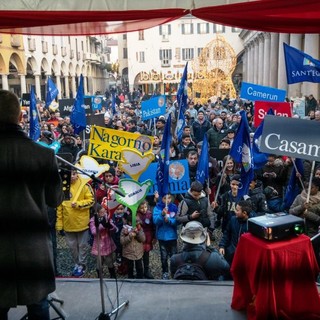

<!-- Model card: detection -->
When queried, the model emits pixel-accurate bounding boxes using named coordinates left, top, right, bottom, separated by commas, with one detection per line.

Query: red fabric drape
left=0, top=0, right=320, bottom=35
left=231, top=233, right=320, bottom=320
left=193, top=0, right=320, bottom=34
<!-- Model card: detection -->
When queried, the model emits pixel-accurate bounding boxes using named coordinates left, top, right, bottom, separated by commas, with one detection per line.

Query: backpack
left=173, top=250, right=211, bottom=280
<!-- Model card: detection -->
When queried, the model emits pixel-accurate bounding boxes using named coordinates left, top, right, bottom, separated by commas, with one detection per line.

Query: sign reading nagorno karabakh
left=88, top=126, right=154, bottom=161
left=260, top=115, right=320, bottom=161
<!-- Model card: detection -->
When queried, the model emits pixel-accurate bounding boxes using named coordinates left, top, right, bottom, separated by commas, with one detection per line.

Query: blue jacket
left=153, top=202, right=179, bottom=241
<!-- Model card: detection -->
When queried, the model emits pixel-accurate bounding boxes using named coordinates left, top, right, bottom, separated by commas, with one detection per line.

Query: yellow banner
left=88, top=125, right=154, bottom=161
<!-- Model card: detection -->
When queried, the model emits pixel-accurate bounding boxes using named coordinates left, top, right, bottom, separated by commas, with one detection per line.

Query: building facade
left=0, top=34, right=118, bottom=100
left=240, top=31, right=320, bottom=99
left=118, top=15, right=244, bottom=102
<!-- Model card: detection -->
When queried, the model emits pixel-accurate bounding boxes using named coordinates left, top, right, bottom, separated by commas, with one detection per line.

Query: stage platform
left=8, top=278, right=248, bottom=320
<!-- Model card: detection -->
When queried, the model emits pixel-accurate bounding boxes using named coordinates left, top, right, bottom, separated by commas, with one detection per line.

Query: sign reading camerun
left=260, top=115, right=320, bottom=161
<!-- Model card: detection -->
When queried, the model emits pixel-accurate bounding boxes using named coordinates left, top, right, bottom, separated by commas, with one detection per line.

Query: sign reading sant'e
left=88, top=125, right=154, bottom=161
left=260, top=115, right=320, bottom=161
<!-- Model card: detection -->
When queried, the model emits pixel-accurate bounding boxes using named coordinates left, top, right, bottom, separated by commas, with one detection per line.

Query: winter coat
left=89, top=215, right=117, bottom=256
left=260, top=162, right=286, bottom=197
left=219, top=214, right=254, bottom=256
left=120, top=224, right=146, bottom=260
left=137, top=210, right=155, bottom=252
left=206, top=125, right=227, bottom=149
left=170, top=243, right=230, bottom=280
left=0, top=124, right=63, bottom=308
left=96, top=176, right=119, bottom=204
left=215, top=191, right=239, bottom=232
left=153, top=202, right=178, bottom=241
left=177, top=190, right=211, bottom=228
left=192, top=119, right=211, bottom=143
left=247, top=181, right=269, bottom=216
left=56, top=177, right=94, bottom=232
left=289, top=190, right=320, bottom=237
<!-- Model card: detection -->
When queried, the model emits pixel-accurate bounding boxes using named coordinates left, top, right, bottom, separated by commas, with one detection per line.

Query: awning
left=0, top=0, right=319, bottom=35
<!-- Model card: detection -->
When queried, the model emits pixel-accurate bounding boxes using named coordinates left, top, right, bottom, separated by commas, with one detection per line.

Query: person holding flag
left=45, top=77, right=59, bottom=108
left=153, top=114, right=179, bottom=280
left=252, top=108, right=274, bottom=170
left=156, top=114, right=172, bottom=200
left=175, top=63, right=188, bottom=141
left=70, top=74, right=86, bottom=135
left=228, top=110, right=254, bottom=198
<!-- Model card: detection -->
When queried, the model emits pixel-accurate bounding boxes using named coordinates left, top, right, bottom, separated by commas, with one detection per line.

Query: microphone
left=90, top=174, right=125, bottom=197
left=56, top=154, right=126, bottom=197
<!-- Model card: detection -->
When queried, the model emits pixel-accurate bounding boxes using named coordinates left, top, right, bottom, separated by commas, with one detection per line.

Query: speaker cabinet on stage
left=248, top=214, right=304, bottom=241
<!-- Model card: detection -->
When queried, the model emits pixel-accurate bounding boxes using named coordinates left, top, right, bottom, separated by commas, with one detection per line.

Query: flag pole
left=306, top=161, right=316, bottom=204
left=292, top=159, right=305, bottom=191
left=214, top=155, right=230, bottom=203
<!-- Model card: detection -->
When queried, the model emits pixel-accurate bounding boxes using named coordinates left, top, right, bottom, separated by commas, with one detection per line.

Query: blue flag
left=283, top=43, right=320, bottom=84
left=283, top=159, right=304, bottom=209
left=175, top=63, right=188, bottom=140
left=252, top=109, right=274, bottom=169
left=70, top=74, right=86, bottom=134
left=196, top=134, right=209, bottom=185
left=111, top=91, right=116, bottom=115
left=229, top=110, right=254, bottom=198
left=156, top=114, right=172, bottom=198
left=29, top=86, right=41, bottom=141
left=45, top=77, right=59, bottom=108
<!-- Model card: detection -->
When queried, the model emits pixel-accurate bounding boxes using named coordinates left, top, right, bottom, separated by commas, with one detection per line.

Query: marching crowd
left=18, top=89, right=320, bottom=281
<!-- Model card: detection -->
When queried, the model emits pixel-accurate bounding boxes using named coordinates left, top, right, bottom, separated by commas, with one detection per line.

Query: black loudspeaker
left=248, top=214, right=305, bottom=241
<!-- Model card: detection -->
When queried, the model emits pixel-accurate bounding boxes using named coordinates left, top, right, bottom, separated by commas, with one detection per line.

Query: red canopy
left=0, top=0, right=319, bottom=35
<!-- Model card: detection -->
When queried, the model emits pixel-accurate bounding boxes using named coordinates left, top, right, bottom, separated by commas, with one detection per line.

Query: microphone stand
left=55, top=155, right=129, bottom=319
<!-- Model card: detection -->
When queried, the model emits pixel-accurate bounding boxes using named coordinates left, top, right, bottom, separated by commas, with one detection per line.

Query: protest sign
left=88, top=126, right=154, bottom=162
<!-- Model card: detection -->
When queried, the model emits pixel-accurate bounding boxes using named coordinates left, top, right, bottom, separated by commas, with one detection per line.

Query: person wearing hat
left=58, top=132, right=79, bottom=162
left=170, top=221, right=229, bottom=280
left=226, top=128, right=235, bottom=146
left=192, top=110, right=211, bottom=144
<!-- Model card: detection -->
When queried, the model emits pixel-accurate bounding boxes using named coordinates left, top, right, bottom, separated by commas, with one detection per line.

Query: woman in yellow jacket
left=56, top=170, right=94, bottom=277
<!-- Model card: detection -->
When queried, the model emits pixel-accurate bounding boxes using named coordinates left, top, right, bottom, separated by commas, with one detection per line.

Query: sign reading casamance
left=260, top=115, right=320, bottom=161
left=88, top=126, right=154, bottom=161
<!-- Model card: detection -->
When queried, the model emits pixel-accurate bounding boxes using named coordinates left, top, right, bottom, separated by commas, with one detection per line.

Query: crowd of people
left=1, top=87, right=320, bottom=318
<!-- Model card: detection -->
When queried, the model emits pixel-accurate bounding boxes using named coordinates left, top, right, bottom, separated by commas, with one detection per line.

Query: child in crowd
left=120, top=212, right=146, bottom=279
left=137, top=200, right=156, bottom=279
left=89, top=203, right=117, bottom=278
left=56, top=169, right=94, bottom=277
left=111, top=204, right=128, bottom=275
left=153, top=193, right=179, bottom=280
left=219, top=200, right=254, bottom=279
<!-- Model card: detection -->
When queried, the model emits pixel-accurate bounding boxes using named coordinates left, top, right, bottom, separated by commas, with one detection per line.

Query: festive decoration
left=192, top=35, right=236, bottom=104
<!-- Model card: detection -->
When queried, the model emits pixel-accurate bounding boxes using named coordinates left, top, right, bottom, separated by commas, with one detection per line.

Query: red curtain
left=193, top=0, right=320, bottom=34
left=0, top=0, right=320, bottom=35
